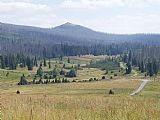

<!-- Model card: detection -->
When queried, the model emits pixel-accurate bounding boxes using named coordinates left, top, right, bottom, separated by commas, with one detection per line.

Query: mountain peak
left=62, top=22, right=76, bottom=27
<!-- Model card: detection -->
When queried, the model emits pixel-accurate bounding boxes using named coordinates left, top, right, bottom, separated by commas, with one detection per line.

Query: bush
left=66, top=69, right=77, bottom=77
left=109, top=89, right=114, bottom=95
left=51, top=79, right=55, bottom=83
left=16, top=90, right=20, bottom=94
left=102, top=76, right=106, bottom=79
left=72, top=80, right=76, bottom=82
left=18, top=74, right=28, bottom=85
left=89, top=78, right=93, bottom=81
left=110, top=76, right=113, bottom=79
left=60, top=69, right=66, bottom=75
left=65, top=78, right=69, bottom=83
left=114, top=74, right=117, bottom=76
left=37, top=66, right=43, bottom=77
left=39, top=78, right=43, bottom=84
left=44, top=74, right=48, bottom=79
left=52, top=68, right=60, bottom=78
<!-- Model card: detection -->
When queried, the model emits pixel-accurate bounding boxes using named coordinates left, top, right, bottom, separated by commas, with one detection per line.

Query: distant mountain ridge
left=0, top=22, right=160, bottom=45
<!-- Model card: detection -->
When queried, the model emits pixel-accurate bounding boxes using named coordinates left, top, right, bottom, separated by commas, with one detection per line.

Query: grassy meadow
left=1, top=55, right=160, bottom=120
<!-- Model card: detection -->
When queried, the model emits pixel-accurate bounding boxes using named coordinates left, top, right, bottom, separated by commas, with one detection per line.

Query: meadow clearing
left=0, top=55, right=160, bottom=120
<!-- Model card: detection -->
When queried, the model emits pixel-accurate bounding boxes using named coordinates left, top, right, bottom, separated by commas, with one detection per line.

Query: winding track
left=120, top=62, right=152, bottom=96
left=130, top=80, right=151, bottom=96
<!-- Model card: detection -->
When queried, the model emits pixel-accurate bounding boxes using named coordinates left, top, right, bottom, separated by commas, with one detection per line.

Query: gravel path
left=130, top=80, right=151, bottom=96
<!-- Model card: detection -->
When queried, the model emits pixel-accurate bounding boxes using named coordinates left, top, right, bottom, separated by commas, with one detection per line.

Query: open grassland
left=1, top=80, right=160, bottom=120
left=1, top=55, right=160, bottom=120
left=53, top=55, right=108, bottom=65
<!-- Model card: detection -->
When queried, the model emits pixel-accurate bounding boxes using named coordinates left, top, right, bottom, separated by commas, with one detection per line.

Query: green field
left=1, top=55, right=160, bottom=120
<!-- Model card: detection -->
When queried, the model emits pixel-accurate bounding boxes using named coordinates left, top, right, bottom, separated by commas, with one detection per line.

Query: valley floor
left=1, top=79, right=160, bottom=120
left=0, top=55, right=160, bottom=120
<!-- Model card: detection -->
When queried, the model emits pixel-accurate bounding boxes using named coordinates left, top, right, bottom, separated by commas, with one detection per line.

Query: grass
left=88, top=61, right=119, bottom=71
left=1, top=55, right=160, bottom=120
left=139, top=82, right=160, bottom=98
left=1, top=80, right=160, bottom=120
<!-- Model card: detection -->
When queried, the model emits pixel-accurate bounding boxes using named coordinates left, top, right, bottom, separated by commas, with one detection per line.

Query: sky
left=0, top=0, right=160, bottom=34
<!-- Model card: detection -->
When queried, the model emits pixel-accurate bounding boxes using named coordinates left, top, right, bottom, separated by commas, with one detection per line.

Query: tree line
left=123, top=46, right=160, bottom=76
left=0, top=54, right=37, bottom=70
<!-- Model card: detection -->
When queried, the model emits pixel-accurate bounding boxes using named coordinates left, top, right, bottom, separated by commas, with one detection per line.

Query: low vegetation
left=1, top=55, right=160, bottom=120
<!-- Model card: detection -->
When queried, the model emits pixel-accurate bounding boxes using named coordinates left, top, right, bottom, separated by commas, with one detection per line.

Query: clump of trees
left=18, top=74, right=28, bottom=85
left=66, top=68, right=77, bottom=77
left=0, top=54, right=37, bottom=70
left=123, top=47, right=160, bottom=77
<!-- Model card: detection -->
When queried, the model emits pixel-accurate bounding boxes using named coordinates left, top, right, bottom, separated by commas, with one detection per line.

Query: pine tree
left=18, top=74, right=28, bottom=85
left=153, top=59, right=158, bottom=75
left=141, top=61, right=145, bottom=73
left=66, top=68, right=77, bottom=77
left=148, top=60, right=153, bottom=77
left=9, top=55, right=17, bottom=70
left=48, top=59, right=51, bottom=69
left=60, top=69, right=65, bottom=75
left=34, top=56, right=38, bottom=67
left=52, top=68, right=60, bottom=78
left=44, top=58, right=47, bottom=67
left=128, top=50, right=132, bottom=62
left=68, top=57, right=70, bottom=63
left=37, top=66, right=43, bottom=77
left=126, top=62, right=132, bottom=74
left=26, top=56, right=33, bottom=70
left=0, top=55, right=5, bottom=69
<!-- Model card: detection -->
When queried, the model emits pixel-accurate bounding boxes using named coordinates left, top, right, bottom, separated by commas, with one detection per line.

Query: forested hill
left=0, top=22, right=160, bottom=45
left=0, top=22, right=160, bottom=57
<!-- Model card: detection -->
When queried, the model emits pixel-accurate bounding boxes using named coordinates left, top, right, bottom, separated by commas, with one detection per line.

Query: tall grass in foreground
left=1, top=94, right=160, bottom=120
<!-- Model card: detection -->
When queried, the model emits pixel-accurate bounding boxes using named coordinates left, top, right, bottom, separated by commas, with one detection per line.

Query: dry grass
left=1, top=94, right=160, bottom=120
left=1, top=80, right=160, bottom=120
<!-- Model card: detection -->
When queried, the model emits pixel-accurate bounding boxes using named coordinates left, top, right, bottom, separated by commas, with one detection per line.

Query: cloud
left=0, top=1, right=65, bottom=28
left=60, top=0, right=124, bottom=9
left=60, top=0, right=160, bottom=9
left=0, top=0, right=32, bottom=2
left=68, top=14, right=160, bottom=33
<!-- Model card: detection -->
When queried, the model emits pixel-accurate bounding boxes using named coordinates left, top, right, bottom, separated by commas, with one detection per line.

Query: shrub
left=16, top=90, right=20, bottom=94
left=89, top=78, right=93, bottom=81
left=66, top=69, right=77, bottom=77
left=6, top=72, right=9, bottom=77
left=60, top=69, right=66, bottom=75
left=114, top=74, right=117, bottom=76
left=102, top=76, right=106, bottom=79
left=51, top=79, right=55, bottom=83
left=109, top=89, right=114, bottom=95
left=37, top=66, right=43, bottom=77
left=44, top=74, right=48, bottom=79
left=52, top=68, right=60, bottom=78
left=72, top=80, right=76, bottom=82
left=18, top=74, right=28, bottom=85
left=65, top=78, right=69, bottom=83
left=39, top=78, right=43, bottom=84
